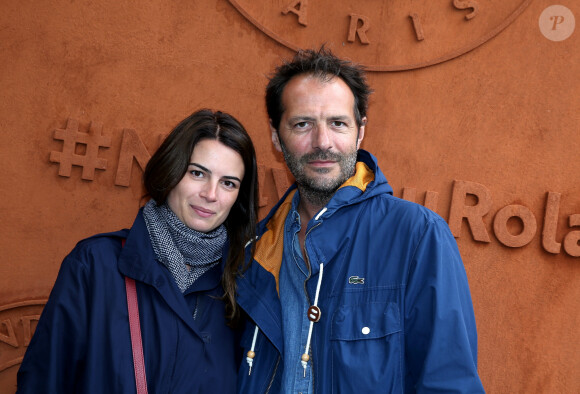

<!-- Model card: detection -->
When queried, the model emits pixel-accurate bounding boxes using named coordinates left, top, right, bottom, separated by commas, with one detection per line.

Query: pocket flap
left=331, top=302, right=401, bottom=341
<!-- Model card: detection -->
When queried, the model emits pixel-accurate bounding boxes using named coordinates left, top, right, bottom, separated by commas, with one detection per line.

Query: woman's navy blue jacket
left=17, top=209, right=238, bottom=393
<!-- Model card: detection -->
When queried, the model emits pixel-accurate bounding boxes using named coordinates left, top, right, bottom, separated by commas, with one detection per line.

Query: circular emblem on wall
left=0, top=300, right=46, bottom=374
left=229, top=0, right=533, bottom=71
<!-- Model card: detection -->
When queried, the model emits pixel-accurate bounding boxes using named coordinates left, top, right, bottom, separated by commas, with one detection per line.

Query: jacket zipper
left=264, top=355, right=280, bottom=394
left=302, top=222, right=321, bottom=391
left=192, top=295, right=199, bottom=320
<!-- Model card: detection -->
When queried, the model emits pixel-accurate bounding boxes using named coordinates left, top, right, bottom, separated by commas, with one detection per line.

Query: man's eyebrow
left=287, top=115, right=316, bottom=122
left=328, top=115, right=351, bottom=121
left=190, top=162, right=242, bottom=183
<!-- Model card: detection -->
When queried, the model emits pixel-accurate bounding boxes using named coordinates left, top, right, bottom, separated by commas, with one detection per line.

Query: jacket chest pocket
left=330, top=302, right=403, bottom=393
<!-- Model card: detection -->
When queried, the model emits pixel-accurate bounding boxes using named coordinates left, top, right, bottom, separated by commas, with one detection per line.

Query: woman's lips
left=192, top=205, right=214, bottom=218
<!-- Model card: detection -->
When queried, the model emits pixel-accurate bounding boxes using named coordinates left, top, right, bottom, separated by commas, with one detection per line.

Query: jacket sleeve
left=17, top=251, right=90, bottom=393
left=404, top=218, right=485, bottom=393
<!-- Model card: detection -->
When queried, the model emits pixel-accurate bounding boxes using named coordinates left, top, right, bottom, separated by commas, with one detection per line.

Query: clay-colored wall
left=1, top=0, right=578, bottom=392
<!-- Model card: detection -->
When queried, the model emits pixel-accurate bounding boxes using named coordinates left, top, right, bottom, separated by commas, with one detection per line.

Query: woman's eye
left=191, top=170, right=204, bottom=178
left=222, top=180, right=238, bottom=189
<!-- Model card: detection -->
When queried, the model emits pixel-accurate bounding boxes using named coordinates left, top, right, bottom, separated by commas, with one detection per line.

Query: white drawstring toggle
left=301, top=263, right=324, bottom=377
left=246, top=325, right=259, bottom=375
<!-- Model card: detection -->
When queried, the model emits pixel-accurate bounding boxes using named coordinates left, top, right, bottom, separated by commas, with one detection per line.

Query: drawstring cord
left=246, top=325, right=259, bottom=375
left=301, top=262, right=324, bottom=377
left=314, top=207, right=327, bottom=221
left=245, top=262, right=325, bottom=378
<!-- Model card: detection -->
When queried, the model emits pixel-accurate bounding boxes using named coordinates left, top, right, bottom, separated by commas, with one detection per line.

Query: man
left=236, top=47, right=485, bottom=393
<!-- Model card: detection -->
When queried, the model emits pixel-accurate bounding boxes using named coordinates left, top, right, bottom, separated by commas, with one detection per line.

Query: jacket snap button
left=362, top=326, right=370, bottom=335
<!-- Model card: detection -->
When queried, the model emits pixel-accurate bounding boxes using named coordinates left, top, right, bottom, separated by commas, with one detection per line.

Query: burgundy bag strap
left=123, top=239, right=149, bottom=394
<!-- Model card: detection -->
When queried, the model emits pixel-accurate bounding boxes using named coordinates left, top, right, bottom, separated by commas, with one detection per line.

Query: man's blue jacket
left=236, top=150, right=485, bottom=393
left=17, top=210, right=238, bottom=393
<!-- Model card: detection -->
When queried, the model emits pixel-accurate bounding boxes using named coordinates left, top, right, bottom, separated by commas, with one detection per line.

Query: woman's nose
left=200, top=181, right=218, bottom=201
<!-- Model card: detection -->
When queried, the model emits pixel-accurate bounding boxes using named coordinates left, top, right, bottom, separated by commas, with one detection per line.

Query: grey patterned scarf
left=143, top=199, right=227, bottom=293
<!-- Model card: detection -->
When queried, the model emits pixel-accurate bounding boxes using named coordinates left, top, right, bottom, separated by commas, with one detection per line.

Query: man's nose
left=313, top=124, right=332, bottom=150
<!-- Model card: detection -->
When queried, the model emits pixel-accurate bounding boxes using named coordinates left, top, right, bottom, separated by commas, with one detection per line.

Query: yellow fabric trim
left=253, top=163, right=373, bottom=294
left=339, top=162, right=375, bottom=192
left=254, top=190, right=297, bottom=295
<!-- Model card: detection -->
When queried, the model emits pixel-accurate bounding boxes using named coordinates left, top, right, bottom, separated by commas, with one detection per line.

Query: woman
left=17, top=109, right=258, bottom=393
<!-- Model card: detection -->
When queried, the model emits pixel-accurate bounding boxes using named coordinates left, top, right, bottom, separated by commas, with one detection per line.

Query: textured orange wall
left=1, top=0, right=578, bottom=392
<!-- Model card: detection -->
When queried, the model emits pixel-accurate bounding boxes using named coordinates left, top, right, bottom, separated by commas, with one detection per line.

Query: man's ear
left=270, top=120, right=282, bottom=152
left=356, top=117, right=367, bottom=149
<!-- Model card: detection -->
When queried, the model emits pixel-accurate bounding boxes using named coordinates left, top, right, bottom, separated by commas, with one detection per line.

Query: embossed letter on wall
left=403, top=181, right=580, bottom=257
left=49, top=119, right=111, bottom=180
left=228, top=0, right=533, bottom=71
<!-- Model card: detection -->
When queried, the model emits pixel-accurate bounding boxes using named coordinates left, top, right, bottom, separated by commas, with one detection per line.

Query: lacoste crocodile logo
left=348, top=276, right=365, bottom=285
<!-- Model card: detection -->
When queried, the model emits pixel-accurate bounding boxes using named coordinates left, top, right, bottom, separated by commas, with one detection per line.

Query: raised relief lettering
left=20, top=315, right=40, bottom=347
left=49, top=119, right=111, bottom=180
left=542, top=192, right=562, bottom=254
left=0, top=319, right=18, bottom=348
left=409, top=13, right=425, bottom=41
left=258, top=165, right=269, bottom=208
left=348, top=14, right=371, bottom=45
left=115, top=128, right=152, bottom=187
left=448, top=180, right=492, bottom=242
left=402, top=187, right=417, bottom=202
left=493, top=205, right=537, bottom=248
left=401, top=187, right=439, bottom=212
left=453, top=0, right=479, bottom=20
left=44, top=120, right=580, bottom=257
left=271, top=167, right=293, bottom=199
left=424, top=191, right=439, bottom=212
left=563, top=214, right=580, bottom=257
left=282, top=0, right=308, bottom=26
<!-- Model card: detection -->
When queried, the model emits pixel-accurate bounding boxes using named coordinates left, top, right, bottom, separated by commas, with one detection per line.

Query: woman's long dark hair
left=143, top=109, right=258, bottom=325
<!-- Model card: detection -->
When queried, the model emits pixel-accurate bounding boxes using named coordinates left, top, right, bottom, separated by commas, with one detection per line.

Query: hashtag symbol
left=49, top=118, right=112, bottom=180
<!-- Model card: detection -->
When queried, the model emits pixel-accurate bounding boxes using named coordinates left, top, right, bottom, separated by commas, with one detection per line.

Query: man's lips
left=308, top=160, right=336, bottom=167
left=191, top=205, right=215, bottom=218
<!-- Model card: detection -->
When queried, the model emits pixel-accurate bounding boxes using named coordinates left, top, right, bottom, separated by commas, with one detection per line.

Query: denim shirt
left=279, top=192, right=315, bottom=393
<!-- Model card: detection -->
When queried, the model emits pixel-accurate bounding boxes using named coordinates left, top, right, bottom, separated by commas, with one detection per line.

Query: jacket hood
left=258, top=149, right=392, bottom=236
left=250, top=149, right=392, bottom=292
left=323, top=149, right=393, bottom=215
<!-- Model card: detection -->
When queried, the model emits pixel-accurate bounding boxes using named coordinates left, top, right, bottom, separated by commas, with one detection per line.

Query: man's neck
left=296, top=187, right=331, bottom=225
left=297, top=198, right=324, bottom=227
left=295, top=189, right=330, bottom=262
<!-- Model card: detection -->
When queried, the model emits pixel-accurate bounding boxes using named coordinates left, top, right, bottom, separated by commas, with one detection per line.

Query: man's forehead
left=281, top=75, right=355, bottom=114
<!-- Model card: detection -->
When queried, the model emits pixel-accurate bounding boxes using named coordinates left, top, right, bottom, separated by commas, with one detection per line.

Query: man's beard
left=279, top=142, right=358, bottom=207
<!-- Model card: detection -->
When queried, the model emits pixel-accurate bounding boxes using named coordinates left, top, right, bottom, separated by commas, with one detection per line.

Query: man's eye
left=294, top=121, right=310, bottom=129
left=331, top=121, right=346, bottom=127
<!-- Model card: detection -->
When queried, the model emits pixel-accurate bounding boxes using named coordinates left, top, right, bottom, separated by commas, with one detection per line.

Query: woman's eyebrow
left=190, top=162, right=211, bottom=174
left=223, top=175, right=242, bottom=183
left=190, top=162, right=242, bottom=183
